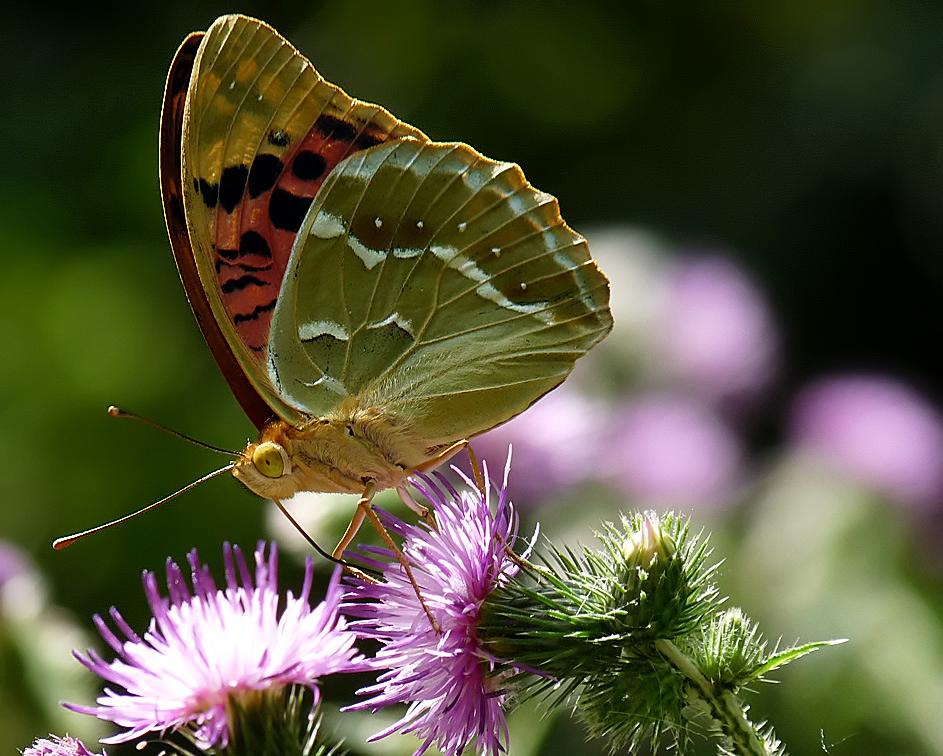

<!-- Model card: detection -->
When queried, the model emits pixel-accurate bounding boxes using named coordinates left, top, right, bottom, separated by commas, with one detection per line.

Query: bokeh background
left=2, top=2, right=942, bottom=754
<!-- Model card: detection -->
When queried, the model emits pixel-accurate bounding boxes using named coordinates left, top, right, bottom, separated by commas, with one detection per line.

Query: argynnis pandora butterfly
left=159, top=14, right=612, bottom=556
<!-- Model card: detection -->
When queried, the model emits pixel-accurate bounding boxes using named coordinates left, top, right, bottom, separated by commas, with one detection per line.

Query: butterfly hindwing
left=165, top=14, right=426, bottom=428
left=165, top=14, right=612, bottom=455
left=268, top=139, right=612, bottom=449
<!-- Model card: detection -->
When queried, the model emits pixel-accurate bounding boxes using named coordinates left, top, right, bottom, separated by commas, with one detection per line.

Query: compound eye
left=252, top=442, right=286, bottom=478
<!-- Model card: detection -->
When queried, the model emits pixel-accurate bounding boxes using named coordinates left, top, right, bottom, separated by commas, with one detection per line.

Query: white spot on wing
left=310, top=212, right=387, bottom=269
left=431, top=244, right=554, bottom=325
left=301, top=374, right=348, bottom=395
left=475, top=281, right=553, bottom=324
left=348, top=233, right=386, bottom=270
left=392, top=246, right=422, bottom=259
left=369, top=312, right=414, bottom=335
left=310, top=213, right=345, bottom=239
left=268, top=353, right=348, bottom=406
left=298, top=321, right=349, bottom=341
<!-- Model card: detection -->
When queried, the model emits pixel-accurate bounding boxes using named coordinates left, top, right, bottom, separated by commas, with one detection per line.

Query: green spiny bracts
left=476, top=512, right=842, bottom=755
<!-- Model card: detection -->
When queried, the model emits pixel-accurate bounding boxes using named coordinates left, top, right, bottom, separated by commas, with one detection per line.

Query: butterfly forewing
left=269, top=139, right=612, bottom=449
left=165, top=13, right=612, bottom=475
left=161, top=29, right=281, bottom=429
left=171, top=14, right=426, bottom=428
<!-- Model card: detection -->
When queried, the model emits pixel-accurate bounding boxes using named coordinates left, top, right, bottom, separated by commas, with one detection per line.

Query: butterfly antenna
left=52, top=463, right=235, bottom=550
left=108, top=405, right=239, bottom=456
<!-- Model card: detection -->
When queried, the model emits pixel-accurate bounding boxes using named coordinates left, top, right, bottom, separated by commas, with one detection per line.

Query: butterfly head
left=233, top=426, right=302, bottom=500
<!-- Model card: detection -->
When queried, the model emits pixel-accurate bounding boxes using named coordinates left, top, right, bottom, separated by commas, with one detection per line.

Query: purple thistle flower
left=344, top=461, right=525, bottom=756
left=22, top=735, right=104, bottom=756
left=68, top=542, right=363, bottom=749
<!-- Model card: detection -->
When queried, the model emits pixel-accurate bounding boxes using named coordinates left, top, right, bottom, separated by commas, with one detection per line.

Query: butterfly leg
left=413, top=439, right=486, bottom=496
left=465, top=443, right=486, bottom=496
left=338, top=482, right=442, bottom=633
left=271, top=498, right=380, bottom=584
left=331, top=499, right=368, bottom=561
left=397, top=486, right=438, bottom=532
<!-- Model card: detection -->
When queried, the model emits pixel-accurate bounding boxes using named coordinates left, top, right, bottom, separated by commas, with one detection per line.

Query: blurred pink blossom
left=604, top=394, right=744, bottom=507
left=470, top=386, right=608, bottom=504
left=656, top=255, right=778, bottom=406
left=790, top=375, right=943, bottom=510
left=0, top=542, right=29, bottom=589
left=0, top=541, right=45, bottom=619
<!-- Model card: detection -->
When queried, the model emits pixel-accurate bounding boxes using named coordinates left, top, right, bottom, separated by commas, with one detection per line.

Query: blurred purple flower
left=604, top=394, right=744, bottom=506
left=68, top=543, right=362, bottom=749
left=790, top=375, right=943, bottom=510
left=656, top=255, right=778, bottom=406
left=23, top=736, right=104, bottom=756
left=344, top=463, right=523, bottom=756
left=0, top=541, right=46, bottom=620
left=0, top=541, right=30, bottom=588
left=470, top=385, right=607, bottom=504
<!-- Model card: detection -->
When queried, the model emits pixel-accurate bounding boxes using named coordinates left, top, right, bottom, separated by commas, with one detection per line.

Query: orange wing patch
left=198, top=115, right=409, bottom=354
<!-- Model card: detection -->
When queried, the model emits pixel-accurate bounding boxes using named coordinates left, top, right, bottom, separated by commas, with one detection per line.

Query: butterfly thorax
left=232, top=404, right=427, bottom=499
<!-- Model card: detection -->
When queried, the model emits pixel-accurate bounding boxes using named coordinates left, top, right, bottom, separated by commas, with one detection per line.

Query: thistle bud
left=622, top=513, right=677, bottom=567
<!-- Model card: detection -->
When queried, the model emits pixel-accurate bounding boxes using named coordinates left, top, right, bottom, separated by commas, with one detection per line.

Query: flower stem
left=655, top=639, right=779, bottom=756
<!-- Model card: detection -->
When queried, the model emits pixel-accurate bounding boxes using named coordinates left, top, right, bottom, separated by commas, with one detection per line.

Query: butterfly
left=159, top=14, right=612, bottom=559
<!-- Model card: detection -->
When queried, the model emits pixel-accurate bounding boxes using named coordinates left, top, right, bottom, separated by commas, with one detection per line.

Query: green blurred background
left=1, top=1, right=942, bottom=754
